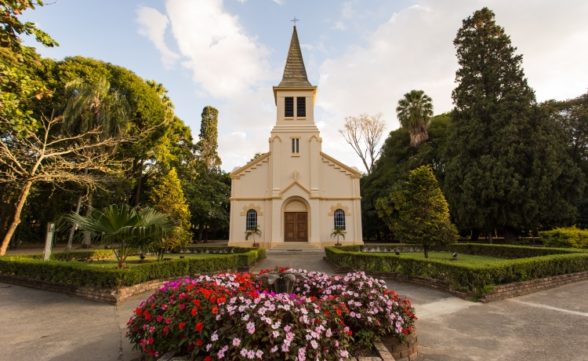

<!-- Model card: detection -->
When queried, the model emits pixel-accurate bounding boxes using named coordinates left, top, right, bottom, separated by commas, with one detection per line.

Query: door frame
left=284, top=211, right=308, bottom=242
left=281, top=196, right=310, bottom=243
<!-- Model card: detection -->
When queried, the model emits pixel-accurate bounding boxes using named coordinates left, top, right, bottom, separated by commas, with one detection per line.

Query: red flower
left=196, top=339, right=204, bottom=346
left=191, top=308, right=198, bottom=317
left=204, top=356, right=213, bottom=361
left=143, top=310, right=152, bottom=321
left=195, top=322, right=204, bottom=332
left=134, top=307, right=143, bottom=316
left=178, top=322, right=186, bottom=330
left=211, top=306, right=219, bottom=315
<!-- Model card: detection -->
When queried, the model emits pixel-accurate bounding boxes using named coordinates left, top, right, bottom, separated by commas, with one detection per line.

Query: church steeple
left=277, top=26, right=313, bottom=88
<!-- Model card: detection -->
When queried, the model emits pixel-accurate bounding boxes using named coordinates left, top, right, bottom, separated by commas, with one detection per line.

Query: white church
left=228, top=26, right=363, bottom=249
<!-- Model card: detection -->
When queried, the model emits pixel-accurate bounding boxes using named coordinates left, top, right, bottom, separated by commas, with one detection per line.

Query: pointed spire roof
left=277, top=26, right=313, bottom=88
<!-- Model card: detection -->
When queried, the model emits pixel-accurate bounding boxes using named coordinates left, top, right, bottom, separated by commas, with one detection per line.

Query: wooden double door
left=284, top=212, right=308, bottom=242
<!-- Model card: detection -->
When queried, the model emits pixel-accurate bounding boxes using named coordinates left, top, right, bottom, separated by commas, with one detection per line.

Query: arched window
left=246, top=209, right=258, bottom=230
left=334, top=209, right=345, bottom=230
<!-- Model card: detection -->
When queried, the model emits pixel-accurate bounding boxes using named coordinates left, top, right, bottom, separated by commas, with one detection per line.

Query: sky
left=23, top=0, right=588, bottom=172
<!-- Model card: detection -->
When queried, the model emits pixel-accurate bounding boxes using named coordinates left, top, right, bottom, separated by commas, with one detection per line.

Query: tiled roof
left=277, top=26, right=313, bottom=88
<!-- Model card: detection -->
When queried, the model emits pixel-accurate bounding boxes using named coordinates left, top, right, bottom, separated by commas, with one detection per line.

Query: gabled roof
left=230, top=152, right=270, bottom=179
left=276, top=26, right=313, bottom=88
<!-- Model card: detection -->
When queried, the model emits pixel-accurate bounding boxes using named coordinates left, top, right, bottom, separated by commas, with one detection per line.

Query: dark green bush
left=539, top=227, right=588, bottom=249
left=325, top=246, right=588, bottom=297
left=0, top=249, right=265, bottom=289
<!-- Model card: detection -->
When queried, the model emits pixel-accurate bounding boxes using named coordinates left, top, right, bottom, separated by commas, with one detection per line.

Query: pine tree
left=444, top=7, right=581, bottom=239
left=198, top=106, right=221, bottom=170
left=376, top=165, right=458, bottom=258
left=149, top=168, right=192, bottom=252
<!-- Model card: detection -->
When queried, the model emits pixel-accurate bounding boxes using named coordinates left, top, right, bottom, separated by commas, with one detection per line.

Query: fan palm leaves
left=396, top=90, right=433, bottom=147
left=330, top=227, right=346, bottom=246
left=66, top=204, right=172, bottom=267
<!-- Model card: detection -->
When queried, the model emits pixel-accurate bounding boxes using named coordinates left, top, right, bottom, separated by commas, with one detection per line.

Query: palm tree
left=66, top=204, right=171, bottom=268
left=245, top=225, right=262, bottom=248
left=63, top=76, right=130, bottom=250
left=396, top=90, right=433, bottom=147
left=330, top=228, right=346, bottom=247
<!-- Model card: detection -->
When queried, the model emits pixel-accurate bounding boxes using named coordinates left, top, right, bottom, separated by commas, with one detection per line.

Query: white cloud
left=136, top=0, right=277, bottom=170
left=138, top=0, right=270, bottom=98
left=317, top=0, right=588, bottom=170
left=136, top=6, right=180, bottom=68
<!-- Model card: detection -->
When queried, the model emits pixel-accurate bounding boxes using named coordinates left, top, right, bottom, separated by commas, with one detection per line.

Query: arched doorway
left=283, top=198, right=308, bottom=242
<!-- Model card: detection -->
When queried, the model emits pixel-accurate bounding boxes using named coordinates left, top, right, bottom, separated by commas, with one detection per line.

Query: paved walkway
left=1, top=253, right=587, bottom=361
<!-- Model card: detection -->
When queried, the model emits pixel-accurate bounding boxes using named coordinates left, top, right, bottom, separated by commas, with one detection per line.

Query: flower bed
left=127, top=270, right=416, bottom=360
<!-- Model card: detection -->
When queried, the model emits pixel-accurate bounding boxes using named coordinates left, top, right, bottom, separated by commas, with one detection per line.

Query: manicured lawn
left=86, top=254, right=223, bottom=269
left=396, top=251, right=504, bottom=267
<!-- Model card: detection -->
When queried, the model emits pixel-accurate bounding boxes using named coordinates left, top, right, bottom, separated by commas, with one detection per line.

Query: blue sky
left=24, top=0, right=588, bottom=171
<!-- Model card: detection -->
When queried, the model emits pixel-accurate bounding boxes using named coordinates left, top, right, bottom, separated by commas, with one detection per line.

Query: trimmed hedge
left=325, top=246, right=588, bottom=297
left=0, top=248, right=266, bottom=289
left=539, top=227, right=588, bottom=249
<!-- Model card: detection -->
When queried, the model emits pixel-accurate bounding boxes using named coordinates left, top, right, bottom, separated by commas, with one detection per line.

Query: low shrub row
left=325, top=246, right=588, bottom=297
left=539, top=227, right=588, bottom=249
left=0, top=248, right=265, bottom=289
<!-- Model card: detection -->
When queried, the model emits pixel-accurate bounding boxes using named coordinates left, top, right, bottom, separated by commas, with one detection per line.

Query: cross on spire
left=290, top=17, right=299, bottom=26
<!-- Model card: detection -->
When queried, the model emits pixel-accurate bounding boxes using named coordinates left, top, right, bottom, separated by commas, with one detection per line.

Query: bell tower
left=269, top=25, right=322, bottom=200
left=272, top=25, right=318, bottom=130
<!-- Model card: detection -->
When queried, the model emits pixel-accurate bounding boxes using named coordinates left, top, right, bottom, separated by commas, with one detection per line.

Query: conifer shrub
left=539, top=227, right=588, bottom=249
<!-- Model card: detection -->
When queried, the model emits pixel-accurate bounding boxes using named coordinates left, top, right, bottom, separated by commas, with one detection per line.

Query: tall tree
left=444, top=8, right=582, bottom=239
left=198, top=106, right=221, bottom=171
left=376, top=165, right=458, bottom=258
left=361, top=114, right=451, bottom=241
left=149, top=168, right=192, bottom=252
left=396, top=90, right=433, bottom=147
left=0, top=107, right=129, bottom=255
left=339, top=113, right=385, bottom=174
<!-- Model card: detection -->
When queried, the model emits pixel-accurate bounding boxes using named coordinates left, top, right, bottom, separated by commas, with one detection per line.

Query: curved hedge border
left=0, top=248, right=266, bottom=289
left=325, top=245, right=588, bottom=298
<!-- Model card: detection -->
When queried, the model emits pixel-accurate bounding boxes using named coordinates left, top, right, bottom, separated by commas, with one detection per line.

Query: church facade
left=228, top=26, right=363, bottom=249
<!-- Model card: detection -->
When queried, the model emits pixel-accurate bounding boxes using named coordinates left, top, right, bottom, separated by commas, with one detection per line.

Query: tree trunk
left=81, top=192, right=93, bottom=248
left=423, top=244, right=429, bottom=259
left=470, top=229, right=480, bottom=241
left=134, top=159, right=144, bottom=206
left=66, top=195, right=83, bottom=251
left=0, top=181, right=33, bottom=256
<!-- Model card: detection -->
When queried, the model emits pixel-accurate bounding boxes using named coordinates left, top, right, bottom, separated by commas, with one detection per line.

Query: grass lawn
left=369, top=251, right=505, bottom=267
left=85, top=254, right=224, bottom=269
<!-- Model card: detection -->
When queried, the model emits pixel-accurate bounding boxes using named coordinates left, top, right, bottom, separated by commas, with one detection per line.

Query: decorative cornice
left=231, top=153, right=270, bottom=179
left=328, top=203, right=351, bottom=216
left=320, top=152, right=362, bottom=178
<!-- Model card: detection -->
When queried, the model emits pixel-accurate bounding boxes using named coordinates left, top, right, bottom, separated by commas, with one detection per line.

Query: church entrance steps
left=267, top=242, right=324, bottom=255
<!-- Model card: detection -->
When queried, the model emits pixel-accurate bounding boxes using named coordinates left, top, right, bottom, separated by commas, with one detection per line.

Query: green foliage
left=325, top=246, right=588, bottom=297
left=539, top=227, right=588, bottom=249
left=376, top=165, right=458, bottom=257
left=66, top=204, right=172, bottom=267
left=149, top=168, right=192, bottom=252
left=330, top=227, right=346, bottom=245
left=396, top=90, right=433, bottom=147
left=0, top=0, right=57, bottom=134
left=444, top=8, right=583, bottom=237
left=361, top=114, right=451, bottom=241
left=0, top=249, right=265, bottom=289
left=543, top=93, right=588, bottom=228
left=184, top=168, right=230, bottom=241
left=198, top=106, right=221, bottom=170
